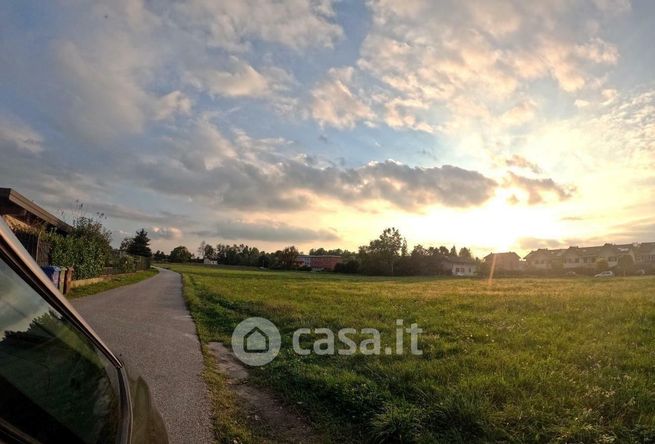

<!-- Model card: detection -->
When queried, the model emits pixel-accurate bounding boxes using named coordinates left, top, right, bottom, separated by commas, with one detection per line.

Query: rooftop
left=0, top=188, right=72, bottom=234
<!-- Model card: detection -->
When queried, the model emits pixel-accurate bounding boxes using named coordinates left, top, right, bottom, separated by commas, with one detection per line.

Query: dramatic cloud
left=132, top=137, right=499, bottom=211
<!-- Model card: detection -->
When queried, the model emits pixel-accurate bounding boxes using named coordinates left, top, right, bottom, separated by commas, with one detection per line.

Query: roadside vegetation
left=67, top=268, right=159, bottom=299
left=172, top=264, right=655, bottom=443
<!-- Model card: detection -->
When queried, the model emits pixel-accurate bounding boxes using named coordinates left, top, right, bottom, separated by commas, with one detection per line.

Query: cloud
left=505, top=172, right=574, bottom=205
left=500, top=99, right=538, bottom=127
left=78, top=202, right=189, bottom=226
left=505, top=154, right=541, bottom=174
left=0, top=114, right=43, bottom=154
left=1, top=0, right=648, bottom=253
left=133, top=126, right=499, bottom=211
left=165, top=0, right=343, bottom=51
left=49, top=37, right=153, bottom=142
left=517, top=237, right=571, bottom=251
left=154, top=91, right=193, bottom=120
left=202, top=220, right=339, bottom=243
left=311, top=67, right=375, bottom=129
left=184, top=59, right=275, bottom=98
left=339, top=0, right=628, bottom=136
left=150, top=226, right=183, bottom=240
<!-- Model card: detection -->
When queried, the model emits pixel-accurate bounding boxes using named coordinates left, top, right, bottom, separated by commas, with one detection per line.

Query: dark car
left=0, top=218, right=168, bottom=443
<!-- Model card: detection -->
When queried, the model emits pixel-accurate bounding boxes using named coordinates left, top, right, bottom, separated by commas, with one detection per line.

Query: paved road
left=73, top=268, right=213, bottom=444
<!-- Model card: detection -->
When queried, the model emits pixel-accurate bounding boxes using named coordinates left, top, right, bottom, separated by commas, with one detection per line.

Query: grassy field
left=67, top=268, right=159, bottom=299
left=170, top=264, right=655, bottom=443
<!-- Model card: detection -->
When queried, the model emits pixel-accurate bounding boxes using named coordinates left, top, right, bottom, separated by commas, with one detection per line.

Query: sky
left=1, top=0, right=654, bottom=257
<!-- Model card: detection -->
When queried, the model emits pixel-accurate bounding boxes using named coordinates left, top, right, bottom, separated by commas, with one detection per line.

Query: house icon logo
left=244, top=327, right=269, bottom=353
left=232, top=317, right=281, bottom=366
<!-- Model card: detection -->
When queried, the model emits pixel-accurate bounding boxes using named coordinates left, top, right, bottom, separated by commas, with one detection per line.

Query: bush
left=49, top=234, right=107, bottom=279
left=117, top=255, right=136, bottom=273
left=47, top=216, right=113, bottom=280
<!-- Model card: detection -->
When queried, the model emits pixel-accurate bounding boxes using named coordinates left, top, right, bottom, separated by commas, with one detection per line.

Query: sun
left=400, top=193, right=568, bottom=257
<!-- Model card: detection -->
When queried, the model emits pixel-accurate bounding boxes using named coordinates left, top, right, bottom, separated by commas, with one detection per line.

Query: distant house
left=0, top=188, right=72, bottom=265
left=295, top=255, right=342, bottom=271
left=203, top=258, right=217, bottom=265
left=524, top=248, right=556, bottom=270
left=484, top=252, right=521, bottom=272
left=441, top=257, right=477, bottom=276
left=525, top=242, right=654, bottom=271
left=633, top=242, right=655, bottom=266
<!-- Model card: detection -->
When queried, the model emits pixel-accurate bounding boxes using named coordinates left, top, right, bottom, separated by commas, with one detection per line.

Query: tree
left=169, top=246, right=192, bottom=263
left=197, top=241, right=207, bottom=258
left=72, top=216, right=113, bottom=256
left=120, top=237, right=133, bottom=251
left=197, top=241, right=215, bottom=260
left=360, top=227, right=407, bottom=275
left=203, top=244, right=216, bottom=260
left=411, top=244, right=428, bottom=257
left=438, top=246, right=449, bottom=256
left=449, top=245, right=457, bottom=256
left=153, top=250, right=167, bottom=261
left=309, top=247, right=350, bottom=257
left=126, top=229, right=152, bottom=257
left=459, top=247, right=472, bottom=259
left=278, top=246, right=299, bottom=269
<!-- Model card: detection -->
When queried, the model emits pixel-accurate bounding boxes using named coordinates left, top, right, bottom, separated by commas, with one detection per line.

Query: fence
left=104, top=251, right=151, bottom=275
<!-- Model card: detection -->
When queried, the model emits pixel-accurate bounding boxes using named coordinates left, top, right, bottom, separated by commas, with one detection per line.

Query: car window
left=0, top=256, right=121, bottom=443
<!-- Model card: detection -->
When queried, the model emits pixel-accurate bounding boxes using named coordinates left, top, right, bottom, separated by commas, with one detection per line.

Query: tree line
left=156, top=227, right=477, bottom=276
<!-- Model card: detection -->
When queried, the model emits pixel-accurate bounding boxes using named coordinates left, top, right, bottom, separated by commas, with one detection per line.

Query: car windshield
left=0, top=256, right=121, bottom=443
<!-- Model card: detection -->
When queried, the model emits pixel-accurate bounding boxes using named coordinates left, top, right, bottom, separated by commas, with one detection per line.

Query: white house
left=441, top=258, right=477, bottom=276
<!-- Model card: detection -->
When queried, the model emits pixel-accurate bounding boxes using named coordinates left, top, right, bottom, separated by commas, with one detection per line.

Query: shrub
left=117, top=255, right=136, bottom=273
left=49, top=234, right=106, bottom=279
left=47, top=216, right=113, bottom=280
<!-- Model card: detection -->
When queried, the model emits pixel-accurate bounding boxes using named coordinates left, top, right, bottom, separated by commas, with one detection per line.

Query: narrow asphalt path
left=73, top=268, right=213, bottom=444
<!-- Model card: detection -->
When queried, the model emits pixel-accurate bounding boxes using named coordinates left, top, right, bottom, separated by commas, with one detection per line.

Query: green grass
left=170, top=264, right=655, bottom=443
left=67, top=268, right=159, bottom=299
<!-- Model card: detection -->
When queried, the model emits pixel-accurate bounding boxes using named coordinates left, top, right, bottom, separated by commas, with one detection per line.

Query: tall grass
left=171, top=264, right=655, bottom=443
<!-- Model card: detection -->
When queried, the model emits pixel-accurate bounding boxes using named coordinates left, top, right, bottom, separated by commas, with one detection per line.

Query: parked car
left=0, top=218, right=168, bottom=443
left=594, top=270, right=614, bottom=278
